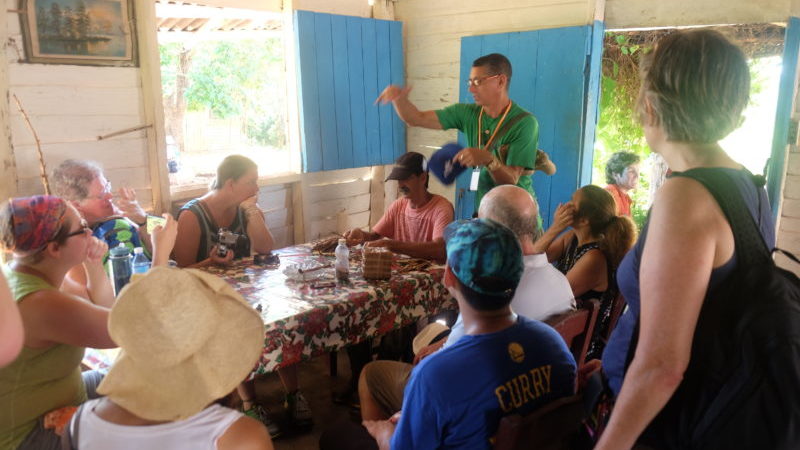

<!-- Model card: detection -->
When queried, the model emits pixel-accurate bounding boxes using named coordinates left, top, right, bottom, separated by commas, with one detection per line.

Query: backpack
left=630, top=168, right=800, bottom=449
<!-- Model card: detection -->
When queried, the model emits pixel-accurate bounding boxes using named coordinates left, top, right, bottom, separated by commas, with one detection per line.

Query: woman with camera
left=174, top=155, right=274, bottom=268
left=175, top=155, right=311, bottom=438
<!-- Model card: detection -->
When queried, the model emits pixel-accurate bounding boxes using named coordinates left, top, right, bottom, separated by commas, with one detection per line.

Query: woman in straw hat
left=0, top=196, right=118, bottom=450
left=68, top=267, right=273, bottom=450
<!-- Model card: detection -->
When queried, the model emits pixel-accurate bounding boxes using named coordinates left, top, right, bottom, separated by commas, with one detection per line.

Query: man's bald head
left=478, top=185, right=541, bottom=244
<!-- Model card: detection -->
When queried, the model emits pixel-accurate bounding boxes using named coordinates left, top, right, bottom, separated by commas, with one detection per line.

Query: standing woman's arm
left=596, top=178, right=730, bottom=449
left=0, top=271, right=24, bottom=367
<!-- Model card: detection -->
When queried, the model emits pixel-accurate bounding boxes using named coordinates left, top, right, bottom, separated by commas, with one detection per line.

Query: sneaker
left=284, top=390, right=314, bottom=427
left=243, top=404, right=283, bottom=439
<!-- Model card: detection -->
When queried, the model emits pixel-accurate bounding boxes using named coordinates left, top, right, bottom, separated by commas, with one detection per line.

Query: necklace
left=477, top=101, right=513, bottom=150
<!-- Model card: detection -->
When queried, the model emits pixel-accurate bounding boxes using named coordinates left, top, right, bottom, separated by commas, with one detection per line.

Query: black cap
left=385, top=152, right=427, bottom=181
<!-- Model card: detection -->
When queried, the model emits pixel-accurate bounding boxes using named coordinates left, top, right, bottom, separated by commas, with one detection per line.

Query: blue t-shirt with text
left=391, top=316, right=576, bottom=450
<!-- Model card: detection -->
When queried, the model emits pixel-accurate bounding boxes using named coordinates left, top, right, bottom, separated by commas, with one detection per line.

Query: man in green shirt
left=376, top=53, right=555, bottom=213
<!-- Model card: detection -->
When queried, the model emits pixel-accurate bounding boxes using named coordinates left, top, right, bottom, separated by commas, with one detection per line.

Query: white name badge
left=469, top=169, right=480, bottom=191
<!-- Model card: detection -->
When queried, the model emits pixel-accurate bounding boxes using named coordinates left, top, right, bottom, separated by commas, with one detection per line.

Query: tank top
left=0, top=267, right=87, bottom=450
left=179, top=198, right=250, bottom=262
left=555, top=236, right=616, bottom=360
left=602, top=168, right=775, bottom=395
left=77, top=401, right=244, bottom=450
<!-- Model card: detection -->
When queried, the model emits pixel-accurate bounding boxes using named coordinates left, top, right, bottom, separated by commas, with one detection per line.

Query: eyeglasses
left=84, top=180, right=113, bottom=201
left=63, top=220, right=91, bottom=239
left=466, top=74, right=501, bottom=87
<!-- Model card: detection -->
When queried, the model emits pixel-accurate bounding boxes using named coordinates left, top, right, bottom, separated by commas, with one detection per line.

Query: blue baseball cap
left=443, top=218, right=523, bottom=299
left=428, top=142, right=467, bottom=185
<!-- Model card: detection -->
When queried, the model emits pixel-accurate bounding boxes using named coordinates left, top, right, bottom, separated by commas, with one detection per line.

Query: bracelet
left=486, top=156, right=502, bottom=171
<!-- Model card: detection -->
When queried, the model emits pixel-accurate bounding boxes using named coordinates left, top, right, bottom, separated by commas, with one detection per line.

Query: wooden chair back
left=603, top=292, right=627, bottom=343
left=492, top=393, right=586, bottom=450
left=545, top=299, right=600, bottom=367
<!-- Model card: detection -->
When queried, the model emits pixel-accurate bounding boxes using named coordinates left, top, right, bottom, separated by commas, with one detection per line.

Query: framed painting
left=19, top=0, right=138, bottom=66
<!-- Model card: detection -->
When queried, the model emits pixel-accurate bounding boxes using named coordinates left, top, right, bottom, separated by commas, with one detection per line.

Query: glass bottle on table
left=335, top=239, right=349, bottom=284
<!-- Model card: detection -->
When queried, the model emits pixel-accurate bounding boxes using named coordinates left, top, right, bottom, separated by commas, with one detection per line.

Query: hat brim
left=97, top=268, right=265, bottom=421
left=385, top=167, right=417, bottom=181
left=412, top=322, right=451, bottom=355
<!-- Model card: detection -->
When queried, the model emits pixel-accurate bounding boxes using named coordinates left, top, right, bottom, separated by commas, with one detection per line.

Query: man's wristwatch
left=486, top=156, right=502, bottom=171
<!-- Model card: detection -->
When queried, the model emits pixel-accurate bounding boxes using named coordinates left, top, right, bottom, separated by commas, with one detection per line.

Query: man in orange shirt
left=604, top=152, right=640, bottom=217
left=345, top=152, right=454, bottom=262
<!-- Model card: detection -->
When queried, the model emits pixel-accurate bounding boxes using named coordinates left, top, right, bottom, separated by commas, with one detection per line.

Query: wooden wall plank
left=9, top=115, right=145, bottom=147
left=308, top=210, right=370, bottom=239
left=295, top=11, right=323, bottom=172
left=331, top=15, right=355, bottom=169
left=313, top=13, right=339, bottom=170
left=265, top=208, right=291, bottom=230
left=376, top=20, right=394, bottom=165
left=13, top=138, right=148, bottom=176
left=362, top=18, right=382, bottom=167
left=390, top=20, right=406, bottom=159
left=10, top=86, right=142, bottom=117
left=306, top=178, right=371, bottom=203
left=309, top=192, right=372, bottom=220
left=8, top=65, right=140, bottom=88
left=396, top=0, right=582, bottom=19
left=347, top=17, right=369, bottom=168
left=404, top=3, right=587, bottom=38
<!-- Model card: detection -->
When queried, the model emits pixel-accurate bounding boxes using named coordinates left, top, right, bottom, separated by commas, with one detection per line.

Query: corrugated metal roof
left=155, top=1, right=282, bottom=33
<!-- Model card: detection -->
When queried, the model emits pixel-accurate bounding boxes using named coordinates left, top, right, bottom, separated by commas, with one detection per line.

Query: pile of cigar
left=310, top=235, right=341, bottom=254
left=395, top=258, right=432, bottom=273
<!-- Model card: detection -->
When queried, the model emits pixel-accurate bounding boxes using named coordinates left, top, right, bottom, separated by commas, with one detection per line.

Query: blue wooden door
left=294, top=11, right=405, bottom=172
left=767, top=16, right=800, bottom=220
left=454, top=22, right=605, bottom=228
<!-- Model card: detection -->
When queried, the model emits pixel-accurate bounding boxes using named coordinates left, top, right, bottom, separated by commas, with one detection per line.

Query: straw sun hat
left=97, top=266, right=264, bottom=421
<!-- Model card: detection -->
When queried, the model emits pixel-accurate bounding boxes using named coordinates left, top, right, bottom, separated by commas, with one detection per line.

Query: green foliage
left=593, top=32, right=652, bottom=228
left=159, top=37, right=288, bottom=148
left=594, top=32, right=773, bottom=229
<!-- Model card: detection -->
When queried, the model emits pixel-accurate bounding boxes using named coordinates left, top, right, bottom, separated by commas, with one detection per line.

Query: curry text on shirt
left=494, top=365, right=552, bottom=413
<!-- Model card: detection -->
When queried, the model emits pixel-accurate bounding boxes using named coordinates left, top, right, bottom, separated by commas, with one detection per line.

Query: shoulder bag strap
left=484, top=111, right=531, bottom=161
left=670, top=168, right=771, bottom=265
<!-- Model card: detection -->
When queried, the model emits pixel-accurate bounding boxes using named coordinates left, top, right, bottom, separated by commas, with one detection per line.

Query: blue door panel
left=295, top=12, right=405, bottom=172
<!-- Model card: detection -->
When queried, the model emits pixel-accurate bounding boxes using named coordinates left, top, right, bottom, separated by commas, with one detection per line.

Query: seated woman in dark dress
left=536, top=185, right=636, bottom=358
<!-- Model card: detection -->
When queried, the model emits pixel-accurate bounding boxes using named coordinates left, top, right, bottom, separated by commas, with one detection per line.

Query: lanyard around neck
left=477, top=101, right=513, bottom=151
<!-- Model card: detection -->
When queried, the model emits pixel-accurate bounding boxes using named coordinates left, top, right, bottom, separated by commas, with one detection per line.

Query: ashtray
left=254, top=253, right=280, bottom=266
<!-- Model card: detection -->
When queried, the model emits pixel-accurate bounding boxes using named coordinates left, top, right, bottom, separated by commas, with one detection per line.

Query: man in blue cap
left=360, top=219, right=576, bottom=449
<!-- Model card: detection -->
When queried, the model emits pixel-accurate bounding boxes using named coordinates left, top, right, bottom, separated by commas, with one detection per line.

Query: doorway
left=592, top=24, right=785, bottom=227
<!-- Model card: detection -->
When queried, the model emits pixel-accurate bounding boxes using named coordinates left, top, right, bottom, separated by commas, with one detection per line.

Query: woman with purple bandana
left=0, top=196, right=118, bottom=450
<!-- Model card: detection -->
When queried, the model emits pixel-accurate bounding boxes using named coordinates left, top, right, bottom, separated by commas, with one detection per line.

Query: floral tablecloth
left=202, top=246, right=455, bottom=375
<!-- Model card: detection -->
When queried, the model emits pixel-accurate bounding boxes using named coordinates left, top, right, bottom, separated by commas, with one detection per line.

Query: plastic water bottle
left=108, top=244, right=132, bottom=296
left=335, top=239, right=349, bottom=284
left=132, top=247, right=150, bottom=274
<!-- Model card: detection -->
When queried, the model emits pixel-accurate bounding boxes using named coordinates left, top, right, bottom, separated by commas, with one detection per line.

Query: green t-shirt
left=435, top=102, right=539, bottom=209
left=0, top=267, right=87, bottom=450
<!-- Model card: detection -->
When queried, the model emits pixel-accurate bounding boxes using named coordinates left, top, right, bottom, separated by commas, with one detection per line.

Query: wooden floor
left=254, top=351, right=359, bottom=450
